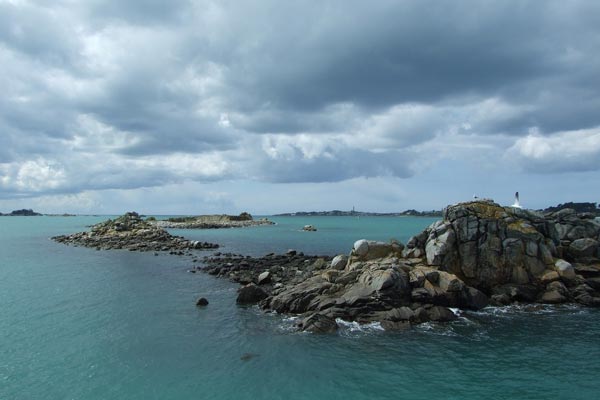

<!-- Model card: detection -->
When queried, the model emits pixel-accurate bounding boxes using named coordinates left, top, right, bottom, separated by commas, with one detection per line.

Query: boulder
left=383, top=307, right=416, bottom=321
left=353, top=239, right=369, bottom=257
left=195, top=297, right=209, bottom=306
left=352, top=240, right=401, bottom=261
left=236, top=284, right=268, bottom=305
left=298, top=313, right=338, bottom=333
left=330, top=254, right=348, bottom=270
left=569, top=238, right=599, bottom=259
left=492, top=284, right=539, bottom=303
left=380, top=320, right=411, bottom=331
left=554, top=259, right=576, bottom=281
left=541, top=290, right=567, bottom=304
left=427, top=306, right=458, bottom=322
left=463, top=287, right=489, bottom=310
left=257, top=271, right=271, bottom=285
left=540, top=270, right=560, bottom=284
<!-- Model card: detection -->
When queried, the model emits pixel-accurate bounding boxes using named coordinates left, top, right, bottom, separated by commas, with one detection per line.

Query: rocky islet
left=151, top=212, right=274, bottom=229
left=52, top=212, right=219, bottom=252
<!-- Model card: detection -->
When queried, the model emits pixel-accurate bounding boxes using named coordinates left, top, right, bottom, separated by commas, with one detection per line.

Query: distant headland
left=274, top=202, right=600, bottom=218
left=0, top=209, right=42, bottom=216
left=274, top=209, right=443, bottom=217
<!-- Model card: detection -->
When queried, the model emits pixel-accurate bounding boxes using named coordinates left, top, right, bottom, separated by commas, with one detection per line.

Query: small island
left=52, top=212, right=219, bottom=252
left=151, top=212, right=274, bottom=229
left=0, top=209, right=42, bottom=216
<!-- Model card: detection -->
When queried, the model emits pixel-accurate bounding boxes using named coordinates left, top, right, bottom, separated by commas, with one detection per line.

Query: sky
left=1, top=0, right=600, bottom=215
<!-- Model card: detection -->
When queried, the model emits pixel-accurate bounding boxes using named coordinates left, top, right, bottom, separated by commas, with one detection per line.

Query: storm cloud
left=1, top=0, right=599, bottom=212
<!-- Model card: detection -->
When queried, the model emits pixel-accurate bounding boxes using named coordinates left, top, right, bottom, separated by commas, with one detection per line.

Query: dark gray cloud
left=255, top=147, right=414, bottom=183
left=1, top=0, right=600, bottom=203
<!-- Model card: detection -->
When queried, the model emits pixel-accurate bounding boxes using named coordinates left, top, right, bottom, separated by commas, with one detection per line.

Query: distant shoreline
left=274, top=210, right=443, bottom=217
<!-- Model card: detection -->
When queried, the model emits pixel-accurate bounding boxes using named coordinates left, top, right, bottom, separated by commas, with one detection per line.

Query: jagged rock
left=464, top=287, right=489, bottom=310
left=298, top=313, right=338, bottom=333
left=407, top=200, right=600, bottom=292
left=380, top=320, right=411, bottom=331
left=382, top=306, right=415, bottom=321
left=426, top=306, right=458, bottom=322
left=236, top=284, right=268, bottom=305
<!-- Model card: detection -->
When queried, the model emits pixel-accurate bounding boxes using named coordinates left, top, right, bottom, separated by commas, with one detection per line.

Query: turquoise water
left=1, top=216, right=600, bottom=399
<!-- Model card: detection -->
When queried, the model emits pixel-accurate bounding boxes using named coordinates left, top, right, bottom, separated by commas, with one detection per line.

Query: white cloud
left=2, top=159, right=67, bottom=192
left=507, top=127, right=600, bottom=172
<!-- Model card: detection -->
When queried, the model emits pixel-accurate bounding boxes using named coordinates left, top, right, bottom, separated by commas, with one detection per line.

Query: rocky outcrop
left=152, top=213, right=274, bottom=229
left=202, top=252, right=333, bottom=287
left=201, top=200, right=600, bottom=332
left=297, top=313, right=338, bottom=333
left=403, top=200, right=600, bottom=306
left=261, top=241, right=484, bottom=327
left=52, top=212, right=219, bottom=252
left=201, top=241, right=483, bottom=330
left=236, top=284, right=268, bottom=304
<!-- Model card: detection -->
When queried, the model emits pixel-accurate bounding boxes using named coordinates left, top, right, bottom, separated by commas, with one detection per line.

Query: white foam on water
left=473, top=303, right=584, bottom=317
left=335, top=319, right=385, bottom=334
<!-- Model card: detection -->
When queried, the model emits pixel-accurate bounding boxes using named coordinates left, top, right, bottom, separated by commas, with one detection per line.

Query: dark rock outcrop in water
left=201, top=200, right=600, bottom=332
left=52, top=212, right=219, bottom=252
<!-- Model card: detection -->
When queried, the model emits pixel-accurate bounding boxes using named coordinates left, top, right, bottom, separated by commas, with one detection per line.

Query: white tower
left=512, top=192, right=522, bottom=209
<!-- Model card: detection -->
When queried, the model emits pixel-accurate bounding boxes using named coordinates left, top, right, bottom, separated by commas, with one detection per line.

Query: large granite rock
left=236, top=284, right=268, bottom=305
left=404, top=200, right=600, bottom=291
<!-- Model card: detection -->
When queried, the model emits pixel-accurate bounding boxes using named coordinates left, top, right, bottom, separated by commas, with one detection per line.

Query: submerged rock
left=196, top=297, right=209, bottom=306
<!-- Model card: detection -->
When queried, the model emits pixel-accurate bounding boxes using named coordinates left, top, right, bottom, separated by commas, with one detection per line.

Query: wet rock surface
left=200, top=200, right=600, bottom=332
left=52, top=212, right=219, bottom=252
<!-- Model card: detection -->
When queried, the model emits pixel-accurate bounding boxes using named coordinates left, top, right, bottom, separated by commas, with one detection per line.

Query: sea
left=1, top=215, right=599, bottom=400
